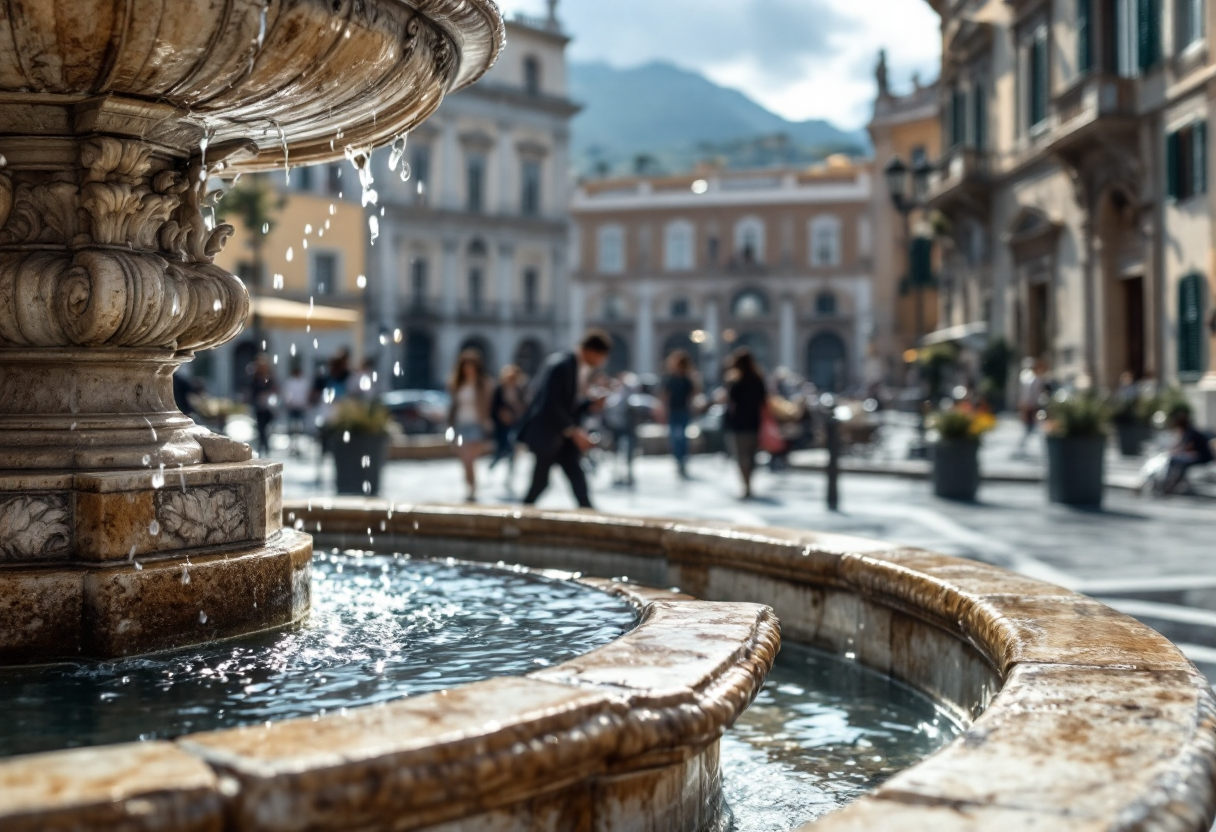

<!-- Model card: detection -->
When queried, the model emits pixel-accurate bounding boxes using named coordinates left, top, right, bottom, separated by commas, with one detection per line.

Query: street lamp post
left=884, top=154, right=934, bottom=458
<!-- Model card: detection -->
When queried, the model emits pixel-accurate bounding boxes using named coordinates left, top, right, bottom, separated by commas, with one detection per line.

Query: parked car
left=381, top=389, right=451, bottom=435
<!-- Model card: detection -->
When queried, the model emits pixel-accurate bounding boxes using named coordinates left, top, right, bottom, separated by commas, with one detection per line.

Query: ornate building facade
left=570, top=160, right=876, bottom=391
left=925, top=0, right=1216, bottom=420
left=365, top=8, right=578, bottom=387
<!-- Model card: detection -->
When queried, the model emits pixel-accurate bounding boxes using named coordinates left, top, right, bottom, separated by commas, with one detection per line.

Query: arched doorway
left=458, top=336, right=495, bottom=371
left=513, top=338, right=545, bottom=377
left=403, top=330, right=434, bottom=389
left=807, top=332, right=847, bottom=392
left=1097, top=187, right=1146, bottom=385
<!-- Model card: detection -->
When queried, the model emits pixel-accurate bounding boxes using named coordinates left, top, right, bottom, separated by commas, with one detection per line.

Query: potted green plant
left=1045, top=393, right=1109, bottom=506
left=326, top=398, right=392, bottom=496
left=1109, top=391, right=1156, bottom=457
left=927, top=406, right=995, bottom=501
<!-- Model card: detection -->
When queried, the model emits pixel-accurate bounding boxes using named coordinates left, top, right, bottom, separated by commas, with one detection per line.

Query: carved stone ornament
left=157, top=487, right=249, bottom=548
left=0, top=494, right=71, bottom=562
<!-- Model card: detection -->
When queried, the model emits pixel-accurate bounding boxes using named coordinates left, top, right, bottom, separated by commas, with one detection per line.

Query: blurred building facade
left=210, top=170, right=367, bottom=399
left=570, top=160, right=876, bottom=391
left=363, top=10, right=578, bottom=388
left=924, top=0, right=1216, bottom=421
left=868, top=63, right=943, bottom=384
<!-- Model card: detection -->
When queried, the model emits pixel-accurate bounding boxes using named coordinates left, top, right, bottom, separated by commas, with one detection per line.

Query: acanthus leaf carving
left=157, top=486, right=249, bottom=547
left=0, top=494, right=71, bottom=562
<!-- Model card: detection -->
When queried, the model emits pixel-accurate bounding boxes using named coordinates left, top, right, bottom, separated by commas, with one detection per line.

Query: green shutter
left=1194, top=120, right=1208, bottom=195
left=910, top=237, right=933, bottom=287
left=1178, top=272, right=1205, bottom=377
left=1031, top=35, right=1048, bottom=126
left=1138, top=0, right=1159, bottom=70
left=1166, top=129, right=1181, bottom=200
left=1077, top=0, right=1092, bottom=72
left=974, top=83, right=987, bottom=151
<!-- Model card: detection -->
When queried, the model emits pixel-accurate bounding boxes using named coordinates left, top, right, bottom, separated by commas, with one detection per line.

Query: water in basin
left=721, top=642, right=962, bottom=830
left=0, top=552, right=636, bottom=757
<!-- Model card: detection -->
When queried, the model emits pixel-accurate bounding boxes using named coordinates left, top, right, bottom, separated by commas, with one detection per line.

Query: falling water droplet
left=393, top=361, right=401, bottom=376
left=148, top=519, right=160, bottom=536
left=399, top=162, right=411, bottom=183
left=181, top=565, right=190, bottom=585
left=343, top=431, right=351, bottom=443
left=368, top=215, right=379, bottom=244
left=213, top=298, right=222, bottom=311
left=134, top=561, right=143, bottom=571
left=199, top=610, right=208, bottom=624
left=290, top=343, right=297, bottom=356
left=328, top=203, right=336, bottom=216
left=361, top=455, right=370, bottom=468
left=262, top=222, right=270, bottom=234
left=179, top=465, right=187, bottom=493
left=286, top=247, right=294, bottom=262
left=273, top=273, right=284, bottom=290
left=70, top=421, right=76, bottom=430
left=304, top=223, right=313, bottom=235
left=0, top=154, right=8, bottom=167
left=151, top=464, right=165, bottom=489
left=356, top=274, right=367, bottom=289
left=362, top=481, right=371, bottom=494
left=141, top=454, right=151, bottom=466
left=128, top=544, right=137, bottom=560
left=302, top=238, right=309, bottom=250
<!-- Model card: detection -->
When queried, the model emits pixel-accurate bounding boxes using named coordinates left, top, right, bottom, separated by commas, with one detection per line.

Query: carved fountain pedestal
left=0, top=0, right=502, bottom=660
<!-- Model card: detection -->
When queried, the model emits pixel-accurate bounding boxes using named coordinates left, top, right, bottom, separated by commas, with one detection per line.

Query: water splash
left=387, top=135, right=407, bottom=171
left=151, top=464, right=165, bottom=489
left=148, top=519, right=160, bottom=537
left=368, top=215, right=379, bottom=245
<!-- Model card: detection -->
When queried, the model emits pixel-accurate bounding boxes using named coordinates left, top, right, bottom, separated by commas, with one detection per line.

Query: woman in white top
left=447, top=349, right=493, bottom=501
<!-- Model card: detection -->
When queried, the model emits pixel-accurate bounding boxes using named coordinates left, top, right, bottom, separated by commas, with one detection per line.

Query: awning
left=919, top=321, right=988, bottom=349
left=246, top=296, right=361, bottom=330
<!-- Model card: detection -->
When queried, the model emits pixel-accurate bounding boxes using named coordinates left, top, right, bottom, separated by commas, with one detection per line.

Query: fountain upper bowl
left=0, top=0, right=504, bottom=168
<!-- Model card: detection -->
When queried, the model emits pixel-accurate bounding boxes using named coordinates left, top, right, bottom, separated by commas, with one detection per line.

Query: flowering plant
left=928, top=405, right=996, bottom=442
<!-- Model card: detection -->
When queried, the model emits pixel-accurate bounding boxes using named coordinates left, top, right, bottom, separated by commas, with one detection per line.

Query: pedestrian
left=516, top=330, right=612, bottom=508
left=489, top=364, right=528, bottom=494
left=725, top=348, right=767, bottom=500
left=663, top=350, right=699, bottom=478
left=447, top=349, right=493, bottom=502
left=282, top=361, right=312, bottom=458
left=605, top=372, right=640, bottom=487
left=1015, top=357, right=1049, bottom=456
left=1162, top=408, right=1214, bottom=494
left=248, top=353, right=278, bottom=458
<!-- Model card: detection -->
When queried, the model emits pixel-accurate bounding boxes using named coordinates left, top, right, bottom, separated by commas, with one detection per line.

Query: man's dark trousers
left=523, top=439, right=591, bottom=508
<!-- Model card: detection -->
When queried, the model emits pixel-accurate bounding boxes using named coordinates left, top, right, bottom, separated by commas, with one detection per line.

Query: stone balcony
left=926, top=146, right=991, bottom=216
left=1047, top=72, right=1138, bottom=159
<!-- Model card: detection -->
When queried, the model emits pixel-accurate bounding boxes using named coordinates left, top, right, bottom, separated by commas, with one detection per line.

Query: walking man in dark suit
left=516, top=330, right=613, bottom=508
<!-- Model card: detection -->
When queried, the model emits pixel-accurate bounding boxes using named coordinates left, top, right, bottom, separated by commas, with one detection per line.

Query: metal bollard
left=823, top=400, right=840, bottom=511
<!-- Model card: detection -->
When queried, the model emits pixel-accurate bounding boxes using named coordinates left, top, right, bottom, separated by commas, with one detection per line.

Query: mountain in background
left=568, top=61, right=870, bottom=177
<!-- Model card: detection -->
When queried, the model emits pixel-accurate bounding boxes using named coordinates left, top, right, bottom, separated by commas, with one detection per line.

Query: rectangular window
left=1078, top=0, right=1093, bottom=71
left=468, top=267, right=483, bottom=311
left=597, top=226, right=624, bottom=275
left=312, top=252, right=338, bottom=296
left=1177, top=0, right=1205, bottom=50
left=1028, top=27, right=1050, bottom=129
left=296, top=165, right=313, bottom=192
left=522, top=268, right=539, bottom=313
left=951, top=87, right=967, bottom=148
left=520, top=160, right=542, bottom=216
left=410, top=259, right=428, bottom=310
left=411, top=146, right=431, bottom=204
left=1167, top=120, right=1208, bottom=201
left=466, top=154, right=485, bottom=213
left=1138, top=0, right=1162, bottom=70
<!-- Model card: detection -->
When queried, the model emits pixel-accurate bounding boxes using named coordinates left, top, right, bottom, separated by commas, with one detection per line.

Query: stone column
left=497, top=242, right=516, bottom=367
left=497, top=123, right=514, bottom=215
left=636, top=282, right=655, bottom=375
left=703, top=296, right=721, bottom=382
left=779, top=295, right=797, bottom=371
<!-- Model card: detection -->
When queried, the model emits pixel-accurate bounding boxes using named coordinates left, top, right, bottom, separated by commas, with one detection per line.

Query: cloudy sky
left=495, top=0, right=941, bottom=130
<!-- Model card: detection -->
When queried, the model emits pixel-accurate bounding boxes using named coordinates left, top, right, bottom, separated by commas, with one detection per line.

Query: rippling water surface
left=0, top=553, right=636, bottom=757
left=721, top=642, right=962, bottom=830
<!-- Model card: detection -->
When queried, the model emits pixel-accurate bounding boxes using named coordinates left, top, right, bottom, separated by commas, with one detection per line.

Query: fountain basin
left=3, top=503, right=1215, bottom=831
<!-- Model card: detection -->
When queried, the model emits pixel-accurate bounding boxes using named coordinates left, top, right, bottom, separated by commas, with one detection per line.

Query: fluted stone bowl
left=0, top=0, right=503, bottom=167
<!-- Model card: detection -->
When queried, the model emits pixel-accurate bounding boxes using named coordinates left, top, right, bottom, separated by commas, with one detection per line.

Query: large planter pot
left=333, top=432, right=390, bottom=495
left=932, top=439, right=981, bottom=501
left=1114, top=422, right=1153, bottom=457
left=1046, top=435, right=1106, bottom=506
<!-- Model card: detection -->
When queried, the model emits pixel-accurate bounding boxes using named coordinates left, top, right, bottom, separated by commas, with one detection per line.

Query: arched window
left=809, top=215, right=842, bottom=267
left=663, top=220, right=695, bottom=271
left=1179, top=272, right=1206, bottom=378
left=733, top=216, right=765, bottom=265
left=523, top=55, right=542, bottom=95
left=732, top=289, right=769, bottom=319
left=597, top=225, right=624, bottom=274
left=670, top=297, right=690, bottom=318
left=815, top=291, right=838, bottom=316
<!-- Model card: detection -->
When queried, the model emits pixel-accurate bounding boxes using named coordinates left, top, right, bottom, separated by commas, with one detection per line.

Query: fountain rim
left=2, top=502, right=1215, bottom=832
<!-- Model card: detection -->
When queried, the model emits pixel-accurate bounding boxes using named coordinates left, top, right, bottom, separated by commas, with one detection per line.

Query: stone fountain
left=0, top=0, right=503, bottom=660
